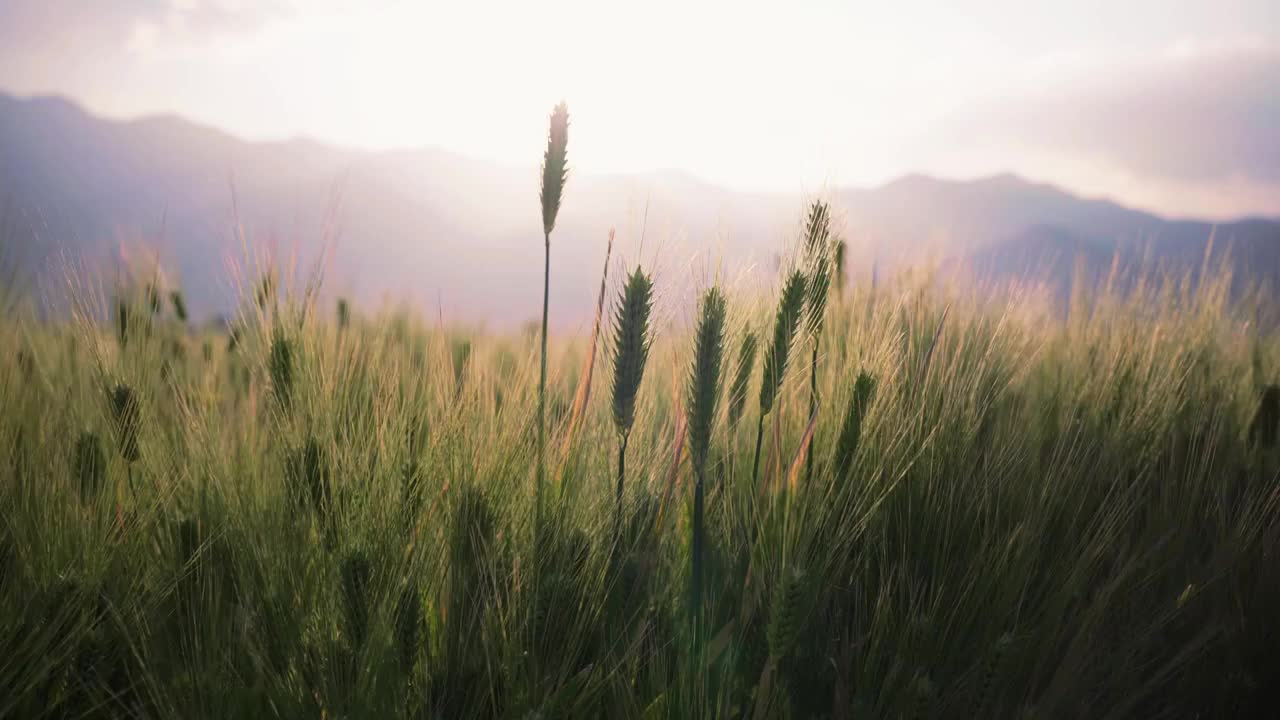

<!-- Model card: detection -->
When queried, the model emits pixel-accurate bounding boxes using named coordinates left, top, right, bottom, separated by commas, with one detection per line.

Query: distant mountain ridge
left=3, top=92, right=1278, bottom=325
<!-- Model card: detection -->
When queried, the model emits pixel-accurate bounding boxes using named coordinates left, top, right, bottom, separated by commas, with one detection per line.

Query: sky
left=2, top=0, right=1278, bottom=219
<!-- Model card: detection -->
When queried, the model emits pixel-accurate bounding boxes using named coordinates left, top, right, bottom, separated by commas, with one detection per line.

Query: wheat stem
left=537, top=231, right=549, bottom=534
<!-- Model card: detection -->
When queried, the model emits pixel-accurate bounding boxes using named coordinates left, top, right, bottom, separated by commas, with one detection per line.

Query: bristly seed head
left=269, top=332, right=294, bottom=410
left=802, top=200, right=834, bottom=338
left=73, top=431, right=107, bottom=502
left=169, top=290, right=188, bottom=323
left=109, top=383, right=141, bottom=463
left=728, top=331, right=758, bottom=431
left=686, top=287, right=727, bottom=472
left=611, top=266, right=654, bottom=438
left=540, top=102, right=570, bottom=237
left=759, top=270, right=807, bottom=415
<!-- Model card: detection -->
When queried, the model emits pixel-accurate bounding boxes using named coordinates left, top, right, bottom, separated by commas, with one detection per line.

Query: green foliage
left=0, top=126, right=1277, bottom=718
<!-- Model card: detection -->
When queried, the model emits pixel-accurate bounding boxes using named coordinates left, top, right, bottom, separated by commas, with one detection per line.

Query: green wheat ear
left=336, top=298, right=350, bottom=330
left=686, top=286, right=727, bottom=626
left=727, top=331, right=759, bottom=431
left=536, top=101, right=569, bottom=535
left=687, top=288, right=727, bottom=471
left=611, top=266, right=655, bottom=437
left=73, top=432, right=106, bottom=503
left=801, top=200, right=833, bottom=338
left=269, top=332, right=294, bottom=411
left=1248, top=384, right=1280, bottom=449
left=540, top=102, right=570, bottom=236
left=109, top=384, right=141, bottom=463
left=169, top=290, right=188, bottom=323
left=752, top=270, right=806, bottom=484
left=833, top=372, right=877, bottom=480
left=451, top=337, right=472, bottom=395
left=610, top=265, right=654, bottom=541
left=115, top=299, right=131, bottom=348
left=395, top=582, right=422, bottom=671
left=833, top=237, right=847, bottom=299
left=145, top=283, right=162, bottom=316
left=340, top=551, right=372, bottom=650
left=767, top=566, right=807, bottom=659
left=759, top=270, right=807, bottom=416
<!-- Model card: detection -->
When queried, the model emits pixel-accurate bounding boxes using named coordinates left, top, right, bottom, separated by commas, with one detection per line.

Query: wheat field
left=1, top=107, right=1279, bottom=719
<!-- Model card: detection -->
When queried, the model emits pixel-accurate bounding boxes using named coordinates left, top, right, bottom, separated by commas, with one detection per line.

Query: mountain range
left=2, top=92, right=1277, bottom=327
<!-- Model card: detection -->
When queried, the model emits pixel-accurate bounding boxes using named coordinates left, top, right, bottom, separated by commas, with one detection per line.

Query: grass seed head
left=146, top=283, right=162, bottom=316
left=834, top=372, right=877, bottom=480
left=169, top=290, right=188, bottom=323
left=1249, top=384, right=1280, bottom=449
left=115, top=299, right=131, bottom=347
left=686, top=287, right=727, bottom=472
left=109, top=383, right=141, bottom=463
left=336, top=298, right=350, bottom=330
left=540, top=102, right=570, bottom=237
left=269, top=332, right=294, bottom=410
left=728, top=331, right=759, bottom=430
left=767, top=566, right=807, bottom=659
left=802, top=200, right=833, bottom=338
left=340, top=551, right=372, bottom=649
left=396, top=583, right=422, bottom=670
left=73, top=432, right=106, bottom=502
left=611, top=266, right=655, bottom=438
left=759, top=270, right=807, bottom=415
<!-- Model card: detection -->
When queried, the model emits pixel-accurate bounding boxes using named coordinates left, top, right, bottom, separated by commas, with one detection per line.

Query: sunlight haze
left=2, top=0, right=1278, bottom=217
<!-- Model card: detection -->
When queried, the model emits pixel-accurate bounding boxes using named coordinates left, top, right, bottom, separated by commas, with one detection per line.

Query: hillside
left=2, top=92, right=1277, bottom=323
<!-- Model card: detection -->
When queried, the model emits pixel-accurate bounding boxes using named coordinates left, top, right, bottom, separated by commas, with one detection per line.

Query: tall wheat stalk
left=752, top=271, right=806, bottom=485
left=537, top=102, right=569, bottom=533
left=801, top=200, right=832, bottom=484
left=610, top=266, right=654, bottom=544
left=686, top=286, right=726, bottom=630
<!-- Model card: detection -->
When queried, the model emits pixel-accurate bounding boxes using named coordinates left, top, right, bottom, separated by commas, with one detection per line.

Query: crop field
left=2, top=108, right=1279, bottom=719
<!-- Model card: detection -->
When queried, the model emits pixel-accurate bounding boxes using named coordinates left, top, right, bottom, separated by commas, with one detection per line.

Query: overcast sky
left=2, top=0, right=1278, bottom=218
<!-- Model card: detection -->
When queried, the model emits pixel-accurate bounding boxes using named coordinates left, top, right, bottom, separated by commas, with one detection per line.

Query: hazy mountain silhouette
left=2, top=92, right=1277, bottom=325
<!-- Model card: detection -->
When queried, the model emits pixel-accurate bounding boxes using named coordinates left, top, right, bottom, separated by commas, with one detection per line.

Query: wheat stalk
left=537, top=101, right=569, bottom=535
left=752, top=270, right=807, bottom=485
left=801, top=200, right=833, bottom=484
left=833, top=372, right=877, bottom=482
left=685, top=286, right=726, bottom=627
left=611, top=265, right=654, bottom=544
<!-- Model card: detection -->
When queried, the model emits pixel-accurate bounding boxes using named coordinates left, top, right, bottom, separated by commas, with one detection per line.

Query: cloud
left=0, top=1, right=288, bottom=63
left=960, top=46, right=1280, bottom=185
